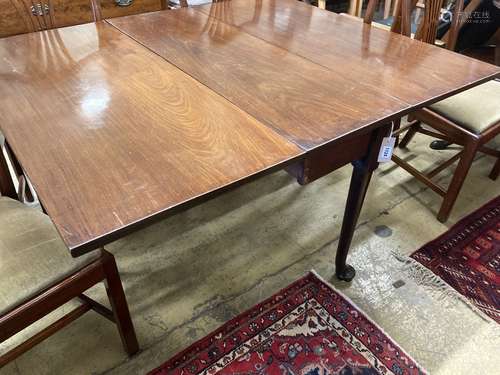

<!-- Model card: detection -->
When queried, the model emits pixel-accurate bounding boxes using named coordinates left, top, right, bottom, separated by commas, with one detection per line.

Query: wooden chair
left=365, top=0, right=500, bottom=222
left=458, top=9, right=500, bottom=65
left=340, top=0, right=409, bottom=33
left=362, top=0, right=460, bottom=47
left=0, top=143, right=139, bottom=367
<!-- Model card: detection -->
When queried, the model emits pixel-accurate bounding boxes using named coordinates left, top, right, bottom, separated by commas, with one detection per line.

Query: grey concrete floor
left=1, top=135, right=499, bottom=374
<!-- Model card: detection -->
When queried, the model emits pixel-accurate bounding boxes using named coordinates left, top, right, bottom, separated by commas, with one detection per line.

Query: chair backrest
left=363, top=0, right=466, bottom=50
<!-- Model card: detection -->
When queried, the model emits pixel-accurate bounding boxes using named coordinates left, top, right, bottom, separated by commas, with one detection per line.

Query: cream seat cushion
left=0, top=197, right=100, bottom=316
left=429, top=80, right=500, bottom=134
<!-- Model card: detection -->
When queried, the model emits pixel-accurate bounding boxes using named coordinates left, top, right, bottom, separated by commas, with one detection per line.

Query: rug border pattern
left=149, top=270, right=427, bottom=375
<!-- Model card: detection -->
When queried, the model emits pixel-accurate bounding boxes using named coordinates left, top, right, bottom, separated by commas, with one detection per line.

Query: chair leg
left=489, top=157, right=500, bottom=180
left=437, top=141, right=479, bottom=223
left=399, top=121, right=421, bottom=148
left=101, top=250, right=139, bottom=356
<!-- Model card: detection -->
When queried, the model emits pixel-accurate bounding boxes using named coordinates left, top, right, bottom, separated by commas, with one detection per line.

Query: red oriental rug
left=149, top=272, right=425, bottom=375
left=409, top=196, right=500, bottom=324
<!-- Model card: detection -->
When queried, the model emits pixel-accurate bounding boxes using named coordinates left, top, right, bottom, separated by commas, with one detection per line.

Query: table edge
left=67, top=152, right=304, bottom=257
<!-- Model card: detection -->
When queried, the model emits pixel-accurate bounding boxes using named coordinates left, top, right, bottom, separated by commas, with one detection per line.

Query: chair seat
left=429, top=80, right=500, bottom=134
left=0, top=197, right=100, bottom=316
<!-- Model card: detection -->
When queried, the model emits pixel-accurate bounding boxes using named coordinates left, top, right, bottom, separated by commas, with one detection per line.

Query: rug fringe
left=391, top=251, right=493, bottom=323
left=309, top=269, right=428, bottom=375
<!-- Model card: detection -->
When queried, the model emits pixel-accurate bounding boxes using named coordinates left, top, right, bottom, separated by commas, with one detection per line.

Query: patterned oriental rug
left=409, top=196, right=500, bottom=324
left=149, top=272, right=425, bottom=375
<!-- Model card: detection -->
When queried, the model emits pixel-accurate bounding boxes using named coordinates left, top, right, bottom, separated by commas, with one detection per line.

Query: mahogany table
left=0, top=0, right=498, bottom=281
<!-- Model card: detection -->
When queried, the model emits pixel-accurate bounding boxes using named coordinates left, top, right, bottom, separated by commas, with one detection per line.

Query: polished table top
left=110, top=0, right=499, bottom=150
left=0, top=23, right=301, bottom=254
left=194, top=0, right=499, bottom=107
left=110, top=5, right=408, bottom=149
left=0, top=0, right=498, bottom=256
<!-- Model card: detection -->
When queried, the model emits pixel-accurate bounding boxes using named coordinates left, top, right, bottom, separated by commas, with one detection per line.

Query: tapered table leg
left=335, top=124, right=390, bottom=281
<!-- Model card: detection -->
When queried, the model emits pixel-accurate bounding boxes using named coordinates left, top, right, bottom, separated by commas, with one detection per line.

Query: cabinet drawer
left=50, top=0, right=96, bottom=28
left=0, top=0, right=97, bottom=35
left=0, top=0, right=163, bottom=38
left=100, top=0, right=163, bottom=19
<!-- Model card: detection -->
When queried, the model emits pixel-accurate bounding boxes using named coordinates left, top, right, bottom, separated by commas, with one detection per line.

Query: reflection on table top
left=110, top=6, right=407, bottom=150
left=0, top=22, right=301, bottom=255
left=193, top=0, right=499, bottom=107
left=109, top=0, right=499, bottom=148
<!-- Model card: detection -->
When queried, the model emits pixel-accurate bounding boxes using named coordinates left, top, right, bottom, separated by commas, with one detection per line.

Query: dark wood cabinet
left=49, top=0, right=97, bottom=28
left=100, top=0, right=163, bottom=19
left=0, top=0, right=164, bottom=38
left=0, top=0, right=33, bottom=38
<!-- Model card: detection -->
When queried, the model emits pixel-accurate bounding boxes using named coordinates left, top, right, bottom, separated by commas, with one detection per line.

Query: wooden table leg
left=335, top=124, right=390, bottom=281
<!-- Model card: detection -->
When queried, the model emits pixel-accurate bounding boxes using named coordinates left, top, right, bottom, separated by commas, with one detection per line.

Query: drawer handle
left=115, top=0, right=134, bottom=6
left=31, top=3, right=50, bottom=16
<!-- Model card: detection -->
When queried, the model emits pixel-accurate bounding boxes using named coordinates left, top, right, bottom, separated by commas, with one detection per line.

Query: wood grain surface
left=1, top=0, right=498, bottom=256
left=108, top=8, right=410, bottom=150
left=0, top=0, right=165, bottom=38
left=194, top=0, right=500, bottom=106
left=0, top=22, right=301, bottom=255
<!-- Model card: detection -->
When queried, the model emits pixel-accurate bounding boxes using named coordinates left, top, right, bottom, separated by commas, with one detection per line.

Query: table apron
left=286, top=132, right=372, bottom=185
